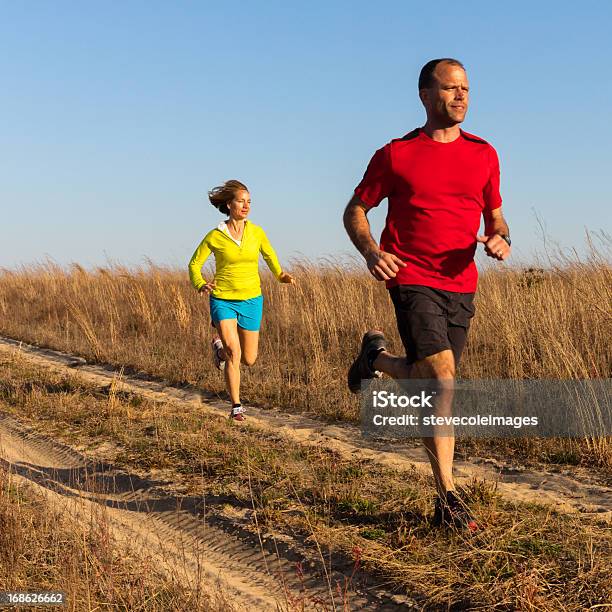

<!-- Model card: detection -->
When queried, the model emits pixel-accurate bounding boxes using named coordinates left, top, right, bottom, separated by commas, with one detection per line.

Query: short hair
left=208, top=179, right=248, bottom=215
left=418, top=58, right=465, bottom=90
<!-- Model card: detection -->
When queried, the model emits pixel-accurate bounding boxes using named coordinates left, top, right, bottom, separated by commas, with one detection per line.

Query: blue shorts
left=209, top=295, right=264, bottom=331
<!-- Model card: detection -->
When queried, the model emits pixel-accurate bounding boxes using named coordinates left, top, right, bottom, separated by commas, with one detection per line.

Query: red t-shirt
left=354, top=128, right=502, bottom=293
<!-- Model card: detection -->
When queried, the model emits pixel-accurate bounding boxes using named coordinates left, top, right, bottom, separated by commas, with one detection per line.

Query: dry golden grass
left=0, top=468, right=232, bottom=611
left=0, top=238, right=610, bottom=469
left=1, top=356, right=610, bottom=610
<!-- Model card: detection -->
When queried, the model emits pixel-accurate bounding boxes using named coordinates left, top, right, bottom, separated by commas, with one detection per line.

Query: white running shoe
left=229, top=405, right=246, bottom=421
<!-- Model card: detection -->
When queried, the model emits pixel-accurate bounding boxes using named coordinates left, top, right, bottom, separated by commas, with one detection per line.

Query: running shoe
left=432, top=490, right=480, bottom=532
left=211, top=337, right=226, bottom=371
left=347, top=330, right=386, bottom=394
left=229, top=404, right=246, bottom=421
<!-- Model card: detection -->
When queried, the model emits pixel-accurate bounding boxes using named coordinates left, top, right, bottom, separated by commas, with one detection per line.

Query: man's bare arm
left=477, top=207, right=511, bottom=261
left=484, top=207, right=510, bottom=237
left=343, top=194, right=407, bottom=280
left=342, top=194, right=379, bottom=257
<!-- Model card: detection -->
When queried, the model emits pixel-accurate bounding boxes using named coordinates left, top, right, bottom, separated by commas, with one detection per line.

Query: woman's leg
left=209, top=299, right=227, bottom=362
left=236, top=296, right=262, bottom=367
left=238, top=328, right=259, bottom=366
left=211, top=322, right=227, bottom=362
left=216, top=318, right=241, bottom=405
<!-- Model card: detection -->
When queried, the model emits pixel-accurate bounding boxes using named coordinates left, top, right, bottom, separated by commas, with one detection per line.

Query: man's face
left=421, top=63, right=469, bottom=126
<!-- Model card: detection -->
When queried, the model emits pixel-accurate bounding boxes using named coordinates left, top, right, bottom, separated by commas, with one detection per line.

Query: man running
left=343, top=58, right=511, bottom=531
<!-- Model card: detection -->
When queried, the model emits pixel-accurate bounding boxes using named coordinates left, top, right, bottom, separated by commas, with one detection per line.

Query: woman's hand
left=199, top=280, right=217, bottom=295
left=279, top=272, right=295, bottom=284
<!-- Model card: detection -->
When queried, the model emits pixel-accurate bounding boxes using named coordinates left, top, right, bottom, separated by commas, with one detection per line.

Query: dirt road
left=0, top=410, right=410, bottom=610
left=1, top=336, right=608, bottom=522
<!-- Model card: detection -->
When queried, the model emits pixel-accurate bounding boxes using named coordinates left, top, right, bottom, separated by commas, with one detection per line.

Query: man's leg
left=412, top=351, right=456, bottom=497
left=369, top=287, right=477, bottom=529
left=372, top=351, right=412, bottom=379
left=373, top=348, right=456, bottom=496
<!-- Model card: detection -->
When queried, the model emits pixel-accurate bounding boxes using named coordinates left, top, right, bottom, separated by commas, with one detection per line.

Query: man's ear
left=418, top=88, right=428, bottom=107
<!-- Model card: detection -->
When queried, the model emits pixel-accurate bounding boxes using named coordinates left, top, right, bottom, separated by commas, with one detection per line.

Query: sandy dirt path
left=0, top=335, right=610, bottom=525
left=0, top=414, right=278, bottom=610
left=0, top=411, right=406, bottom=611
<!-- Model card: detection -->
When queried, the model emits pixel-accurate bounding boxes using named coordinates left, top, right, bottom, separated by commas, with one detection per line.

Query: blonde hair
left=208, top=180, right=248, bottom=215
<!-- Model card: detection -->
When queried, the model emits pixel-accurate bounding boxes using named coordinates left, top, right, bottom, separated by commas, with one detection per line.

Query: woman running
left=189, top=180, right=294, bottom=421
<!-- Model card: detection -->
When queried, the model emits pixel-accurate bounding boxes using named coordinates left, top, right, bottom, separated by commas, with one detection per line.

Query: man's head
left=418, top=58, right=469, bottom=126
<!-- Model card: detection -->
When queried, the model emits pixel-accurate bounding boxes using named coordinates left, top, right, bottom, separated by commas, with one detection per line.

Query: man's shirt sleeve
left=354, top=144, right=393, bottom=209
left=483, top=145, right=503, bottom=211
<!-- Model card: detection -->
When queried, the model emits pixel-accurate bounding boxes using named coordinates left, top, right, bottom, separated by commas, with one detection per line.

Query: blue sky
left=1, top=1, right=611, bottom=270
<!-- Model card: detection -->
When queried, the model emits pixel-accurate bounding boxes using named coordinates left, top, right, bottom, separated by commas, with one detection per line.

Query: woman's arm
left=259, top=228, right=283, bottom=279
left=188, top=238, right=212, bottom=291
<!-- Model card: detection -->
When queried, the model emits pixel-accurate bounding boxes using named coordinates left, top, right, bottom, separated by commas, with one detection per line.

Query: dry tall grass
left=0, top=237, right=610, bottom=467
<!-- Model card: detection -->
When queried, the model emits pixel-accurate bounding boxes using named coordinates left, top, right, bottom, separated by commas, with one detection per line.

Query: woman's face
left=228, top=190, right=250, bottom=220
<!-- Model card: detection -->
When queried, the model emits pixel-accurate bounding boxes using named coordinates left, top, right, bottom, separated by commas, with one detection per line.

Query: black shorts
left=389, top=284, right=475, bottom=366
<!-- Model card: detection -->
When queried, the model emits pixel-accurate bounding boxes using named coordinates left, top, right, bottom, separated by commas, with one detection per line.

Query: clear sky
left=1, top=1, right=611, bottom=270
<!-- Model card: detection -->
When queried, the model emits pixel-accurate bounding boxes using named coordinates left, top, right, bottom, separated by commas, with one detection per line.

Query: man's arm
left=477, top=207, right=511, bottom=261
left=484, top=207, right=509, bottom=237
left=343, top=194, right=406, bottom=280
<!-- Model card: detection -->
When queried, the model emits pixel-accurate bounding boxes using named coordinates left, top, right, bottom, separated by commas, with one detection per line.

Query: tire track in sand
left=0, top=413, right=406, bottom=611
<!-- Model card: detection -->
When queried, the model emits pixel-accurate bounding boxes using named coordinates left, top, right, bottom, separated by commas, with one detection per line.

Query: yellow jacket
left=188, top=220, right=283, bottom=300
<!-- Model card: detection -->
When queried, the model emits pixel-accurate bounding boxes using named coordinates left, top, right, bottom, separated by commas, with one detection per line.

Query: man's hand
left=199, top=280, right=217, bottom=295
left=344, top=195, right=406, bottom=281
left=477, top=234, right=511, bottom=261
left=279, top=272, right=295, bottom=284
left=365, top=249, right=407, bottom=281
